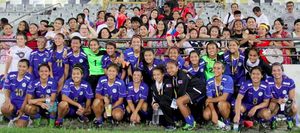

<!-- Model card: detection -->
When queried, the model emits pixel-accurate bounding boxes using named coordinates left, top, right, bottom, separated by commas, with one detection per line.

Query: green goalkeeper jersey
left=82, top=47, right=106, bottom=76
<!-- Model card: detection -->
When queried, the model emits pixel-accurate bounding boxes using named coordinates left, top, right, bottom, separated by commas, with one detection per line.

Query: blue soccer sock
left=286, top=116, right=293, bottom=121
left=259, top=117, right=271, bottom=123
left=184, top=115, right=195, bottom=125
left=57, top=118, right=64, bottom=123
left=97, top=117, right=103, bottom=124
left=80, top=115, right=85, bottom=120
left=141, top=111, right=148, bottom=117
left=271, top=115, right=276, bottom=121
left=49, top=114, right=56, bottom=120
left=224, top=119, right=231, bottom=125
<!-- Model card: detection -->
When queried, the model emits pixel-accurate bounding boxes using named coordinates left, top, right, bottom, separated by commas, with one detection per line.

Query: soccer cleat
left=165, top=125, right=177, bottom=131
left=77, top=116, right=89, bottom=123
left=287, top=120, right=293, bottom=131
left=223, top=125, right=231, bottom=131
left=55, top=121, right=63, bottom=128
left=48, top=119, right=55, bottom=128
left=270, top=120, right=277, bottom=130
left=112, top=120, right=119, bottom=127
left=27, top=119, right=33, bottom=128
left=34, top=117, right=41, bottom=128
left=182, top=123, right=194, bottom=131
left=93, top=121, right=102, bottom=128
left=7, top=119, right=15, bottom=127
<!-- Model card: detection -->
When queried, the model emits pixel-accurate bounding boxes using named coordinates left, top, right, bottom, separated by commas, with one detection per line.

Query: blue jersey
left=48, top=47, right=68, bottom=79
left=224, top=50, right=245, bottom=84
left=164, top=56, right=185, bottom=69
left=66, top=49, right=88, bottom=79
left=138, top=59, right=164, bottom=77
left=239, top=80, right=271, bottom=106
left=62, top=78, right=94, bottom=104
left=101, top=52, right=121, bottom=69
left=124, top=47, right=140, bottom=71
left=4, top=72, right=32, bottom=102
left=126, top=82, right=149, bottom=104
left=27, top=77, right=57, bottom=98
left=184, top=62, right=204, bottom=79
left=29, top=49, right=51, bottom=79
left=206, top=75, right=233, bottom=101
left=266, top=77, right=295, bottom=99
left=95, top=76, right=126, bottom=105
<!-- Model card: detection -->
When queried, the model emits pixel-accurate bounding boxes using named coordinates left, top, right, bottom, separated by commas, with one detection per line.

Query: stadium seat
left=6, top=4, right=15, bottom=12
left=25, top=4, right=35, bottom=12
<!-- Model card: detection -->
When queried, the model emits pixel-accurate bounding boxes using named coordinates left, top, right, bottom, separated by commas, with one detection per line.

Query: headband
left=73, top=67, right=83, bottom=73
left=259, top=23, right=269, bottom=31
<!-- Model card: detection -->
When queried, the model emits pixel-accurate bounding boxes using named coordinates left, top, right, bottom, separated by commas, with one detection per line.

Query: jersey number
left=15, top=89, right=24, bottom=97
left=93, top=60, right=97, bottom=66
left=56, top=59, right=63, bottom=67
left=253, top=98, right=258, bottom=105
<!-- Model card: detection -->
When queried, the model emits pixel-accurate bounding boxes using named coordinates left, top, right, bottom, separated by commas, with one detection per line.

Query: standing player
left=183, top=50, right=202, bottom=79
left=92, top=63, right=126, bottom=128
left=48, top=33, right=68, bottom=93
left=83, top=39, right=106, bottom=91
left=166, top=60, right=206, bottom=131
left=267, top=62, right=298, bottom=130
left=65, top=36, right=88, bottom=80
left=1, top=59, right=32, bottom=127
left=124, top=35, right=143, bottom=78
left=203, top=61, right=233, bottom=131
left=56, top=64, right=94, bottom=127
left=126, top=70, right=149, bottom=125
left=25, top=63, right=58, bottom=127
left=29, top=36, right=50, bottom=79
left=234, top=66, right=272, bottom=132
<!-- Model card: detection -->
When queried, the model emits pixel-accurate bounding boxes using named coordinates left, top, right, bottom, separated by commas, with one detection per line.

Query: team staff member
left=151, top=65, right=176, bottom=131
left=1, top=59, right=32, bottom=127
left=82, top=39, right=106, bottom=91
left=234, top=66, right=272, bottom=132
left=56, top=64, right=94, bottom=127
left=203, top=61, right=233, bottom=131
left=267, top=63, right=297, bottom=130
left=167, top=60, right=206, bottom=131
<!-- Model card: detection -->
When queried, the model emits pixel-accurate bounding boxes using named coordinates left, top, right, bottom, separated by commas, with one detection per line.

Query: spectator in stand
left=27, top=23, right=40, bottom=50
left=245, top=17, right=257, bottom=34
left=68, top=22, right=98, bottom=46
left=139, top=25, right=152, bottom=47
left=94, top=10, right=106, bottom=28
left=187, top=18, right=196, bottom=32
left=142, top=0, right=156, bottom=17
left=98, top=27, right=112, bottom=48
left=0, top=18, right=8, bottom=35
left=39, top=20, right=48, bottom=36
left=133, top=7, right=141, bottom=17
left=123, top=18, right=134, bottom=38
left=76, top=13, right=85, bottom=24
left=149, top=9, right=159, bottom=33
left=96, top=15, right=118, bottom=36
left=68, top=18, right=78, bottom=35
left=223, top=3, right=244, bottom=27
left=231, top=20, right=249, bottom=47
left=212, top=18, right=223, bottom=32
left=228, top=10, right=246, bottom=30
left=271, top=18, right=294, bottom=64
left=282, top=1, right=299, bottom=33
left=149, top=19, right=168, bottom=60
left=141, top=14, right=149, bottom=26
left=253, top=6, right=269, bottom=26
left=115, top=4, right=127, bottom=29
left=131, top=17, right=142, bottom=35
left=0, top=24, right=15, bottom=64
left=165, top=0, right=178, bottom=10
left=17, top=20, right=29, bottom=36
left=173, top=0, right=189, bottom=21
left=196, top=18, right=204, bottom=31
left=163, top=2, right=174, bottom=21
left=292, top=19, right=300, bottom=55
left=83, top=8, right=94, bottom=27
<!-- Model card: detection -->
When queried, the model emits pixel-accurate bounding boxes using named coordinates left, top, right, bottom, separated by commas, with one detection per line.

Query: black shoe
left=93, top=120, right=102, bottom=128
left=259, top=122, right=266, bottom=133
left=55, top=121, right=63, bottom=128
left=112, top=120, right=119, bottom=127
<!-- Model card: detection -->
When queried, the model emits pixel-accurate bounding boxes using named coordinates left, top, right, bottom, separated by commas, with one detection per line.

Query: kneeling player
left=267, top=62, right=298, bottom=130
left=25, top=63, right=58, bottom=127
left=1, top=59, right=32, bottom=127
left=203, top=61, right=233, bottom=131
left=92, top=63, right=126, bottom=128
left=56, top=64, right=94, bottom=127
left=126, top=70, right=149, bottom=124
left=234, top=66, right=272, bottom=132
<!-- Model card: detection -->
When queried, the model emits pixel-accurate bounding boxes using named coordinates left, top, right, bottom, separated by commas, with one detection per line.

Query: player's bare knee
left=92, top=99, right=101, bottom=109
left=203, top=109, right=211, bottom=120
left=141, top=102, right=148, bottom=111
left=25, top=104, right=34, bottom=115
left=58, top=101, right=68, bottom=109
left=113, top=112, right=124, bottom=121
left=217, top=101, right=229, bottom=110
left=262, top=110, right=272, bottom=120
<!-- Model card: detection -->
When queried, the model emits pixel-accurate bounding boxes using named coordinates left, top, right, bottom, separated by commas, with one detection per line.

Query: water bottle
left=233, top=122, right=239, bottom=130
left=46, top=95, right=51, bottom=111
left=152, top=109, right=159, bottom=125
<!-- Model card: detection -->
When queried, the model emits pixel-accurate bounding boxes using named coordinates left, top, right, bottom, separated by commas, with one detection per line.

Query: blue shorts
left=243, top=102, right=267, bottom=118
left=112, top=104, right=125, bottom=112
left=67, top=103, right=86, bottom=116
left=54, top=75, right=62, bottom=82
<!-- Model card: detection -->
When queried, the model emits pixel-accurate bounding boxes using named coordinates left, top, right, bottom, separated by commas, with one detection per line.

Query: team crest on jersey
left=200, top=68, right=204, bottom=72
left=80, top=91, right=83, bottom=95
left=139, top=93, right=142, bottom=97
left=63, top=85, right=68, bottom=89
left=282, top=90, right=287, bottom=95
left=22, top=83, right=26, bottom=87
left=47, top=89, right=51, bottom=93
left=258, top=92, right=263, bottom=96
left=16, top=52, right=25, bottom=58
left=112, top=88, right=117, bottom=93
left=79, top=59, right=83, bottom=63
left=43, top=58, right=47, bottom=62
left=178, top=80, right=183, bottom=84
left=220, top=85, right=223, bottom=90
left=238, top=62, right=242, bottom=66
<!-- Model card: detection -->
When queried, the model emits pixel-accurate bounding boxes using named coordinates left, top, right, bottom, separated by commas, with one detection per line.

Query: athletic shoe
left=287, top=120, right=293, bottom=131
left=93, top=120, right=102, bottom=128
left=55, top=121, right=63, bottom=128
left=165, top=125, right=176, bottom=131
left=259, top=122, right=266, bottom=133
left=112, top=120, right=119, bottom=127
left=78, top=116, right=89, bottom=123
left=223, top=125, right=231, bottom=131
left=48, top=119, right=55, bottom=128
left=7, top=119, right=15, bottom=127
left=34, top=117, right=41, bottom=128
left=270, top=120, right=277, bottom=130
